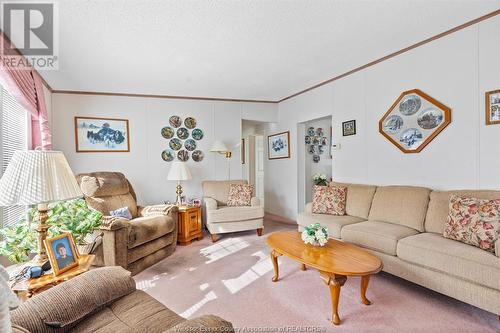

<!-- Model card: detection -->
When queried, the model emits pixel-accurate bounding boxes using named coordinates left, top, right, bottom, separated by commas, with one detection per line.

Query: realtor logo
left=1, top=1, right=58, bottom=69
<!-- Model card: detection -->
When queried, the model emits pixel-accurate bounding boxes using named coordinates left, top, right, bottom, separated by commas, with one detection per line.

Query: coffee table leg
left=300, top=263, right=307, bottom=271
left=360, top=275, right=372, bottom=305
left=270, top=250, right=280, bottom=282
left=320, top=272, right=347, bottom=325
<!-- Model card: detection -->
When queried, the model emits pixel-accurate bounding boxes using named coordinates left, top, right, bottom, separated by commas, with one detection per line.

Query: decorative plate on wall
left=169, top=138, right=182, bottom=151
left=177, top=127, right=189, bottom=140
left=177, top=150, right=189, bottom=161
left=184, top=117, right=197, bottom=129
left=192, top=150, right=204, bottom=162
left=161, top=149, right=175, bottom=162
left=184, top=139, right=197, bottom=151
left=307, top=127, right=315, bottom=136
left=379, top=89, right=451, bottom=153
left=192, top=128, right=204, bottom=140
left=169, top=116, right=182, bottom=128
left=161, top=126, right=174, bottom=139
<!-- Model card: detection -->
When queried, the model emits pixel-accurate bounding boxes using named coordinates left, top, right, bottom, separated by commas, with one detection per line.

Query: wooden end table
left=267, top=231, right=382, bottom=326
left=8, top=254, right=95, bottom=300
left=177, top=205, right=203, bottom=246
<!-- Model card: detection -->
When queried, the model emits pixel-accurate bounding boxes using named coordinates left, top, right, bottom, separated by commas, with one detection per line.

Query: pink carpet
left=134, top=220, right=499, bottom=333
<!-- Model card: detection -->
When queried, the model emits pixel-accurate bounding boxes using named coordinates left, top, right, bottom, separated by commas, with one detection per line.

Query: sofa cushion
left=11, top=267, right=136, bottom=333
left=312, top=185, right=346, bottom=215
left=368, top=186, right=431, bottom=232
left=297, top=212, right=365, bottom=239
left=397, top=233, right=500, bottom=290
left=227, top=183, right=254, bottom=206
left=202, top=180, right=246, bottom=206
left=443, top=195, right=500, bottom=253
left=341, top=220, right=419, bottom=255
left=425, top=189, right=500, bottom=234
left=206, top=206, right=264, bottom=223
left=331, top=182, right=377, bottom=219
left=128, top=215, right=174, bottom=249
left=71, top=290, right=185, bottom=333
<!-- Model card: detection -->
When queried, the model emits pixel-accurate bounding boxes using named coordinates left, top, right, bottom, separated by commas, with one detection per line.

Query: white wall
left=52, top=94, right=277, bottom=205
left=266, top=16, right=500, bottom=220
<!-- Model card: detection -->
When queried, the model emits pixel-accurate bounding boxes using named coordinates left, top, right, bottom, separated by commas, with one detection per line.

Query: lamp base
left=34, top=203, right=49, bottom=265
left=175, top=181, right=183, bottom=205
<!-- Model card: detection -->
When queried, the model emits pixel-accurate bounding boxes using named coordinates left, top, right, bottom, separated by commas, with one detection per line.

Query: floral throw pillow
left=227, top=184, right=254, bottom=207
left=312, top=186, right=347, bottom=215
left=443, top=195, right=500, bottom=253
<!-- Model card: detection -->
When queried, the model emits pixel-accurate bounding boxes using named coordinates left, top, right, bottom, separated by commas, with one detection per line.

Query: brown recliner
left=76, top=172, right=178, bottom=275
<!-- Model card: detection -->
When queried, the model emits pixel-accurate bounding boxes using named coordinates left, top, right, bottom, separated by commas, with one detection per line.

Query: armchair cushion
left=202, top=180, right=246, bottom=206
left=251, top=197, right=261, bottom=207
left=207, top=206, right=264, bottom=224
left=128, top=215, right=175, bottom=249
left=227, top=184, right=254, bottom=207
left=165, top=315, right=234, bottom=333
left=11, top=267, right=136, bottom=332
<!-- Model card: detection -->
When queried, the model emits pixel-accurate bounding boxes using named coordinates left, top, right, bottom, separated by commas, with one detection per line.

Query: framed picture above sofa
left=268, top=131, right=290, bottom=160
left=75, top=116, right=130, bottom=152
left=486, top=89, right=500, bottom=125
left=379, top=89, right=451, bottom=153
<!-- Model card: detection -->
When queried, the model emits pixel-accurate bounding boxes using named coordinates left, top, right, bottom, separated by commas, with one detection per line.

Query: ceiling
left=38, top=0, right=499, bottom=101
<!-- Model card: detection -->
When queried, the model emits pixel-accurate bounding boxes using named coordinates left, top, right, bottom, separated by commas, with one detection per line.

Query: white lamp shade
left=167, top=161, right=192, bottom=181
left=210, top=140, right=229, bottom=152
left=0, top=150, right=83, bottom=206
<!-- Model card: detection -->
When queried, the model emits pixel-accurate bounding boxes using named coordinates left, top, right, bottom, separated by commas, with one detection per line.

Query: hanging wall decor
left=379, top=89, right=451, bottom=153
left=485, top=89, right=500, bottom=125
left=268, top=131, right=291, bottom=160
left=304, top=126, right=331, bottom=163
left=161, top=116, right=204, bottom=162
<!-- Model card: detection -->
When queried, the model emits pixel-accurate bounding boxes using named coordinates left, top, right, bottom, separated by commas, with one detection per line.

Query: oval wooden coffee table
left=267, top=231, right=382, bottom=326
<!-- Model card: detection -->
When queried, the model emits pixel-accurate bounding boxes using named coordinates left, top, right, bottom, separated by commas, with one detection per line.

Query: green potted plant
left=312, top=173, right=328, bottom=186
left=0, top=199, right=102, bottom=264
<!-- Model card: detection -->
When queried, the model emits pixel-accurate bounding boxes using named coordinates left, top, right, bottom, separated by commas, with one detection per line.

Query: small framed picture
left=268, top=131, right=291, bottom=160
left=486, top=90, right=500, bottom=125
left=342, top=120, right=356, bottom=136
left=45, top=233, right=79, bottom=276
left=74, top=116, right=130, bottom=152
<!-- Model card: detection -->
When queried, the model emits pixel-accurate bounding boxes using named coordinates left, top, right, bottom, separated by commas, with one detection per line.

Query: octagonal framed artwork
left=379, top=89, right=451, bottom=153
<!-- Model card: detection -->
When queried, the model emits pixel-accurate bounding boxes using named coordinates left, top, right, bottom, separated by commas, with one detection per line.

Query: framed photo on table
left=486, top=90, right=500, bottom=125
left=268, top=131, right=290, bottom=160
left=45, top=233, right=79, bottom=276
left=74, top=116, right=130, bottom=152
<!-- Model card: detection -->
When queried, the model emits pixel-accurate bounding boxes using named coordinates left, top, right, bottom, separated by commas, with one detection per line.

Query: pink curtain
left=0, top=33, right=52, bottom=150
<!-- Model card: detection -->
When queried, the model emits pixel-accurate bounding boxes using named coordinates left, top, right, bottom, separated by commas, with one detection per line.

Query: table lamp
left=167, top=161, right=192, bottom=205
left=0, top=150, right=83, bottom=265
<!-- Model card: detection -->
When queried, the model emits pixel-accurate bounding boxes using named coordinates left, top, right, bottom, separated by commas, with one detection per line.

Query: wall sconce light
left=210, top=140, right=232, bottom=158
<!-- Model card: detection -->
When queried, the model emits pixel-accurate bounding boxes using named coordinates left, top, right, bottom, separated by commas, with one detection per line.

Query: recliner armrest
left=251, top=197, right=261, bottom=207
left=100, top=216, right=130, bottom=230
left=305, top=202, right=313, bottom=214
left=138, top=204, right=178, bottom=217
left=204, top=197, right=218, bottom=211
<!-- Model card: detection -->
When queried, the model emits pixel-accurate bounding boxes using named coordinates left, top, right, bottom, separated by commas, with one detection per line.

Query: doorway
left=297, top=116, right=333, bottom=211
left=242, top=120, right=267, bottom=207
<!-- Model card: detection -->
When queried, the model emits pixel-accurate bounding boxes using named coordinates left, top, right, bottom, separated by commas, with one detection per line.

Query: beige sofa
left=298, top=182, right=500, bottom=315
left=76, top=172, right=178, bottom=275
left=11, top=266, right=233, bottom=333
left=202, top=180, right=264, bottom=242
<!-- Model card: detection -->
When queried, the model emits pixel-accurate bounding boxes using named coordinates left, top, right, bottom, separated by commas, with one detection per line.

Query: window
left=0, top=85, right=30, bottom=229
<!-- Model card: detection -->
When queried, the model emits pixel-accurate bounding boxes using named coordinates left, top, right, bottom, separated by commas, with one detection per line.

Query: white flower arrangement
left=312, top=173, right=328, bottom=186
left=301, top=223, right=329, bottom=246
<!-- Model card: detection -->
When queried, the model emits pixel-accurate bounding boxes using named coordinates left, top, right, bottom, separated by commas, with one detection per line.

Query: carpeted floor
left=134, top=219, right=500, bottom=333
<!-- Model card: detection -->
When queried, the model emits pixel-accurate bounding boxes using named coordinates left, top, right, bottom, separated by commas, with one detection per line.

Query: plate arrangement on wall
left=305, top=127, right=330, bottom=163
left=379, top=89, right=451, bottom=153
left=161, top=115, right=204, bottom=162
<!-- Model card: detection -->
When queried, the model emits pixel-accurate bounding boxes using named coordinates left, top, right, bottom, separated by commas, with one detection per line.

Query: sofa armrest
left=495, top=239, right=499, bottom=258
left=11, top=267, right=136, bottom=331
left=251, top=197, right=260, bottom=207
left=100, top=216, right=130, bottom=230
left=305, top=202, right=313, bottom=214
left=204, top=197, right=218, bottom=211
left=164, top=315, right=234, bottom=333
left=138, top=204, right=178, bottom=217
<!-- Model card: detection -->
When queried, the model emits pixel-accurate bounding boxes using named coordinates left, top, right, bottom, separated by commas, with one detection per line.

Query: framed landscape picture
left=486, top=89, right=500, bottom=125
left=75, top=116, right=130, bottom=152
left=268, top=131, right=290, bottom=160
